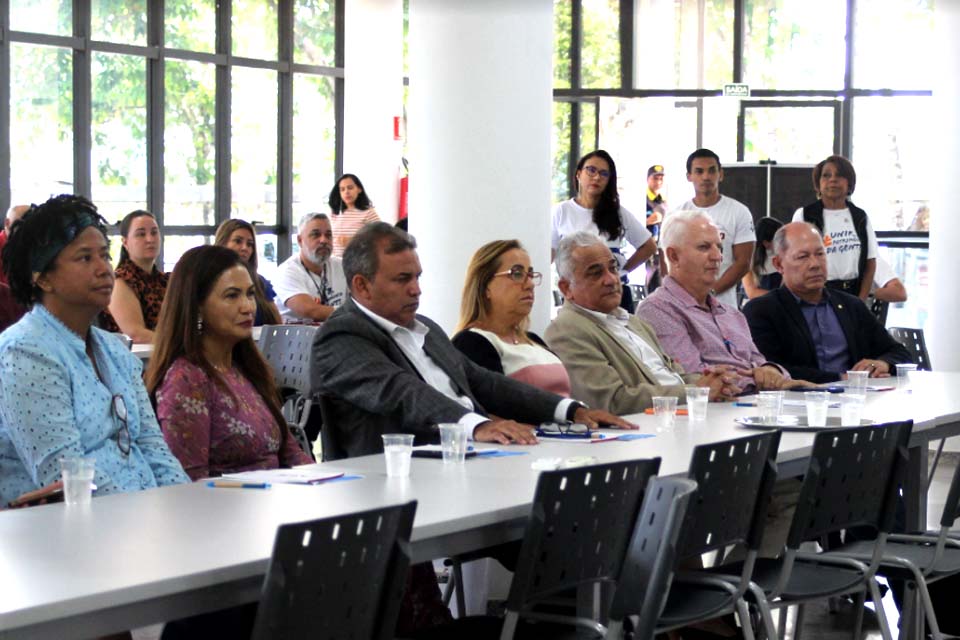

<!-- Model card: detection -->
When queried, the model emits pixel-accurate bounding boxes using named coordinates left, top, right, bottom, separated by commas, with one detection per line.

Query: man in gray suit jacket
left=314, top=223, right=632, bottom=461
left=545, top=232, right=739, bottom=415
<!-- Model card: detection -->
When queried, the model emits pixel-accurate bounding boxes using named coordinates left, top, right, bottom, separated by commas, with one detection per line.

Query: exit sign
left=723, top=83, right=751, bottom=97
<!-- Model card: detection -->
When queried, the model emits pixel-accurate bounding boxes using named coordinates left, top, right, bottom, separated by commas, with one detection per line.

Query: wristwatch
left=566, top=401, right=588, bottom=422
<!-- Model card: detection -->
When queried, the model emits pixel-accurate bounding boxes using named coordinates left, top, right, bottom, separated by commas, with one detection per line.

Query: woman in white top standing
left=550, top=150, right=656, bottom=312
left=328, top=173, right=379, bottom=258
left=793, top=155, right=878, bottom=301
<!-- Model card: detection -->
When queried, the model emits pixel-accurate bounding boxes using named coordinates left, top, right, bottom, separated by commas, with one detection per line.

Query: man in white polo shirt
left=273, top=212, right=347, bottom=322
left=678, top=148, right=756, bottom=308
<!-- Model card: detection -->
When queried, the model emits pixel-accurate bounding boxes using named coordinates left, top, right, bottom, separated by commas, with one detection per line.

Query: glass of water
left=652, top=396, right=678, bottom=432
left=757, top=391, right=783, bottom=424
left=382, top=434, right=414, bottom=477
left=805, top=392, right=830, bottom=427
left=839, top=393, right=865, bottom=426
left=60, top=456, right=95, bottom=506
left=896, top=363, right=918, bottom=390
left=845, top=370, right=869, bottom=397
left=684, top=385, right=709, bottom=422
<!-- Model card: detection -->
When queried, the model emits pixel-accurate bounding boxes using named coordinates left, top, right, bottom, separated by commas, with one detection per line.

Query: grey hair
left=342, top=221, right=417, bottom=290
left=659, top=209, right=716, bottom=252
left=298, top=211, right=329, bottom=234
left=773, top=221, right=822, bottom=256
left=556, top=230, right=606, bottom=282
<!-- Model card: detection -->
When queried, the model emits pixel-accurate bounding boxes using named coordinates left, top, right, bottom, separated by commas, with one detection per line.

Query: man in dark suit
left=743, top=222, right=911, bottom=384
left=314, top=222, right=632, bottom=461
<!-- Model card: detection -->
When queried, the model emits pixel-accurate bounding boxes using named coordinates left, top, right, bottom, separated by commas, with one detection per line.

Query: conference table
left=1, top=372, right=958, bottom=639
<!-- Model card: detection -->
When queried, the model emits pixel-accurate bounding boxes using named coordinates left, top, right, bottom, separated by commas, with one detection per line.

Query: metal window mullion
left=568, top=101, right=581, bottom=199
left=214, top=0, right=231, bottom=226
left=73, top=0, right=91, bottom=198
left=733, top=0, right=744, bottom=83
left=570, top=0, right=581, bottom=90
left=146, top=0, right=164, bottom=225
left=333, top=0, right=345, bottom=181
left=618, top=0, right=632, bottom=90
left=1, top=1, right=12, bottom=211
left=841, top=0, right=856, bottom=158
left=277, top=0, right=293, bottom=263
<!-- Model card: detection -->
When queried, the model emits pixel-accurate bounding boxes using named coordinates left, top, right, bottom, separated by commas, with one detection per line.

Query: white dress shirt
left=574, top=303, right=685, bottom=386
left=353, top=299, right=575, bottom=435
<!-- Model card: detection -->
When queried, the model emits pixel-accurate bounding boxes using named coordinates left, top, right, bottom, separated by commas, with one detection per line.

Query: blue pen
left=734, top=402, right=756, bottom=407
left=207, top=480, right=271, bottom=489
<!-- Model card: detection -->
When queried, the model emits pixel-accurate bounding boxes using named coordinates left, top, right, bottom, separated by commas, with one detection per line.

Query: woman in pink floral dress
left=145, top=245, right=311, bottom=479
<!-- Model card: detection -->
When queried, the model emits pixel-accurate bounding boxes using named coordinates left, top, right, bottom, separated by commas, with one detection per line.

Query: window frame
left=0, top=0, right=345, bottom=266
left=551, top=0, right=934, bottom=226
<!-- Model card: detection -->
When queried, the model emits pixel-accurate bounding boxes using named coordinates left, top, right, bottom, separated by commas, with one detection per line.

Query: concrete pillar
left=408, top=0, right=554, bottom=334
left=343, top=0, right=404, bottom=223
left=929, top=2, right=960, bottom=369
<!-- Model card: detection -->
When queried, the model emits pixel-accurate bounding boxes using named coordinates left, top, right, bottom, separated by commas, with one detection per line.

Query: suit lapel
left=344, top=298, right=428, bottom=382
left=777, top=288, right=817, bottom=357
left=422, top=327, right=480, bottom=404
left=826, top=293, right=859, bottom=357
left=569, top=304, right=662, bottom=381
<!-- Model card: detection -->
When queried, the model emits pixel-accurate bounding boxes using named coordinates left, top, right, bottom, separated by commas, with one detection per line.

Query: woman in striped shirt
left=327, top=173, right=379, bottom=258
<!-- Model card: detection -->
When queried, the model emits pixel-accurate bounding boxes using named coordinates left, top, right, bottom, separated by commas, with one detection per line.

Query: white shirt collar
left=352, top=297, right=429, bottom=338
left=573, top=302, right=629, bottom=324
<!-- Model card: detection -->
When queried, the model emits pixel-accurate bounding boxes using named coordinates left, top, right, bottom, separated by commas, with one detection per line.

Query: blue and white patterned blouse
left=0, top=305, right=189, bottom=505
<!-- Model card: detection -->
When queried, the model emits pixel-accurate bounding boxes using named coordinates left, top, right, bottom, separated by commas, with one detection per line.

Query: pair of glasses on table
left=535, top=422, right=592, bottom=439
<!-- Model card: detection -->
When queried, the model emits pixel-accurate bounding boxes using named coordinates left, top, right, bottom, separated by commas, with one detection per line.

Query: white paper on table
left=220, top=469, right=344, bottom=485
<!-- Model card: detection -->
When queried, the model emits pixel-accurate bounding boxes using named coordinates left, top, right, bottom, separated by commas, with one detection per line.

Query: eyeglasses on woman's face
left=494, top=266, right=542, bottom=286
left=582, top=165, right=610, bottom=179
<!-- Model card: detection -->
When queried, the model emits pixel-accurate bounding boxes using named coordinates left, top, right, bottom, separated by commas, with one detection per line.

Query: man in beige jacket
left=545, top=231, right=738, bottom=414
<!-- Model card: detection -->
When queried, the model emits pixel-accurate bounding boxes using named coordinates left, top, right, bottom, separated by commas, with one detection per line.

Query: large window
left=553, top=0, right=934, bottom=232
left=2, top=1, right=343, bottom=269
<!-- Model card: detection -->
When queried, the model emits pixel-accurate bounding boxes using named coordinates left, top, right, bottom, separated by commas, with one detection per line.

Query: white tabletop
left=1, top=371, right=958, bottom=639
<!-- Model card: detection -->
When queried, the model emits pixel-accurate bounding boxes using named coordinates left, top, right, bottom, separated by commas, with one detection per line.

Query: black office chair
left=889, top=327, right=931, bottom=371
left=829, top=449, right=960, bottom=640
left=259, top=324, right=321, bottom=459
left=605, top=476, right=698, bottom=640
left=416, top=458, right=661, bottom=640
left=888, top=327, right=943, bottom=486
left=251, top=500, right=417, bottom=640
left=871, top=298, right=890, bottom=326
left=739, top=421, right=913, bottom=640
left=608, top=431, right=782, bottom=640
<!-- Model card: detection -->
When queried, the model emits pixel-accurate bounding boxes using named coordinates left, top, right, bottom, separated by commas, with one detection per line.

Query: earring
left=197, top=316, right=204, bottom=332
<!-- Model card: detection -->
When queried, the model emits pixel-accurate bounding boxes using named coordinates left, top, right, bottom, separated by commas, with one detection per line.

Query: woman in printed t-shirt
left=550, top=150, right=657, bottom=313
left=793, top=155, right=879, bottom=301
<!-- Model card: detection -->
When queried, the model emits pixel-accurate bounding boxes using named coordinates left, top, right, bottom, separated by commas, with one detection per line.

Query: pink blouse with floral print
left=155, top=358, right=312, bottom=480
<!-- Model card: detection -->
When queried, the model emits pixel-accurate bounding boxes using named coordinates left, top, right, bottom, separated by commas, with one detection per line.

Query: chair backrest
left=870, top=298, right=890, bottom=327
left=787, top=421, right=912, bottom=549
left=676, top=430, right=782, bottom=560
left=259, top=324, right=321, bottom=396
left=251, top=500, right=417, bottom=640
left=889, top=327, right=931, bottom=370
left=608, top=477, right=698, bottom=639
left=630, top=284, right=647, bottom=302
left=506, top=458, right=661, bottom=610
